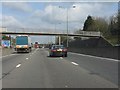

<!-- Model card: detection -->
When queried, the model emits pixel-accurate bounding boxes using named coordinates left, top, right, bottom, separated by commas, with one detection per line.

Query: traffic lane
left=66, top=52, right=118, bottom=85
left=2, top=48, right=37, bottom=79
left=2, top=48, right=53, bottom=88
left=43, top=49, right=118, bottom=88
left=2, top=47, right=36, bottom=57
left=41, top=48, right=118, bottom=85
left=3, top=48, right=118, bottom=88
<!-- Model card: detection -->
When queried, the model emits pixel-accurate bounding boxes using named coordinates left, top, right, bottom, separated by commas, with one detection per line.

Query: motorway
left=1, top=48, right=119, bottom=88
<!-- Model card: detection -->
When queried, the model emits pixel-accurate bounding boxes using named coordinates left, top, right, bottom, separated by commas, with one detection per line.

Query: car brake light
left=63, top=49, right=67, bottom=51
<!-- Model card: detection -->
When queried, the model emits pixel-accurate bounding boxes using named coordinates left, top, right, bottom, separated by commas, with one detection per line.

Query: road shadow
left=47, top=56, right=65, bottom=58
left=11, top=52, right=30, bottom=54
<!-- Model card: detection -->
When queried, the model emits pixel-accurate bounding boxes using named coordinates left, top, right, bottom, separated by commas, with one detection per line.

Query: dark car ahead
left=49, top=45, right=67, bottom=57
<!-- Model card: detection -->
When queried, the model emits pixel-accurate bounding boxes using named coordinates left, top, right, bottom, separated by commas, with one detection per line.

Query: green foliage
left=2, top=35, right=11, bottom=40
left=75, top=13, right=119, bottom=45
left=83, top=15, right=95, bottom=31
left=109, top=15, right=119, bottom=36
left=94, top=17, right=109, bottom=36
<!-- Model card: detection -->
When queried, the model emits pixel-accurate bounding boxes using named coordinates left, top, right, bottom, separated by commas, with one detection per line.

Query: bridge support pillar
left=58, top=36, right=61, bottom=45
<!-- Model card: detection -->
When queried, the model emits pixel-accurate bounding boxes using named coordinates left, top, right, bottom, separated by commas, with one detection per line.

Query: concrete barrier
left=68, top=47, right=119, bottom=60
left=64, top=37, right=119, bottom=60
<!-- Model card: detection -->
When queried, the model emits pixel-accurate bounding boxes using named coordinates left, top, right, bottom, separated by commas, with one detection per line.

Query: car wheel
left=49, top=54, right=52, bottom=57
left=65, top=53, right=67, bottom=57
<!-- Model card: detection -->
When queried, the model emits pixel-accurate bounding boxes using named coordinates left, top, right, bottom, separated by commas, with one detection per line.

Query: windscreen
left=53, top=45, right=64, bottom=49
left=16, top=36, right=28, bottom=45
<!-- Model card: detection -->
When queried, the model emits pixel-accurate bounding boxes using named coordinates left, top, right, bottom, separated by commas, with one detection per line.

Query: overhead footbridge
left=1, top=31, right=101, bottom=37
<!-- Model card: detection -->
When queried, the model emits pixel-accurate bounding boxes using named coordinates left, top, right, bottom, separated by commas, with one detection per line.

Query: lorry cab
left=15, top=35, right=32, bottom=53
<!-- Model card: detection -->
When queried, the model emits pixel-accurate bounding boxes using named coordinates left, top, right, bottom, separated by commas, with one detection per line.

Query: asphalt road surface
left=2, top=48, right=13, bottom=57
left=1, top=48, right=119, bottom=88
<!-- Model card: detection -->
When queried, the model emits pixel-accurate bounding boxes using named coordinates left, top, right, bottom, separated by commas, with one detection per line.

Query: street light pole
left=59, top=6, right=76, bottom=48
left=66, top=8, right=69, bottom=48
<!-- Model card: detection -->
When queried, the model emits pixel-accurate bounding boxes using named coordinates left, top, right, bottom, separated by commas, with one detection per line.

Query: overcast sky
left=0, top=1, right=118, bottom=44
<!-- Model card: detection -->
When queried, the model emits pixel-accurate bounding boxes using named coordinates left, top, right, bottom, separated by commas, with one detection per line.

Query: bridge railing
left=78, top=31, right=101, bottom=36
left=0, top=27, right=101, bottom=37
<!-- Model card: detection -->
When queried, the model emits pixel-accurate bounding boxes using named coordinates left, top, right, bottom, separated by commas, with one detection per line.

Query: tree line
left=74, top=11, right=119, bottom=45
left=55, top=9, right=120, bottom=45
left=82, top=14, right=119, bottom=36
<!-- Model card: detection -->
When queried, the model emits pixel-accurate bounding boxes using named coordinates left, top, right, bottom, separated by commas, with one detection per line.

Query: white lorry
left=15, top=35, right=32, bottom=53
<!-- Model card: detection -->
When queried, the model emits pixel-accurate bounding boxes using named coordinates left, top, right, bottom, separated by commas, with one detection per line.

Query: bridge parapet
left=79, top=31, right=101, bottom=36
left=1, top=31, right=101, bottom=37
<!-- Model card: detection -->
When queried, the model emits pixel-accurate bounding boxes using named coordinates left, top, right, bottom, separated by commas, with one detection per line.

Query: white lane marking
left=0, top=48, right=37, bottom=58
left=0, top=54, right=17, bottom=58
left=16, top=64, right=21, bottom=68
left=37, top=48, right=39, bottom=50
left=71, top=62, right=79, bottom=66
left=26, top=58, right=29, bottom=60
left=32, top=48, right=39, bottom=54
left=60, top=57, right=63, bottom=59
left=69, top=52, right=119, bottom=62
left=65, top=85, right=68, bottom=88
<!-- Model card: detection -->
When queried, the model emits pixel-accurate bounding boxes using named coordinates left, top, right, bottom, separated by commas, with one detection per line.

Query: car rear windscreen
left=53, top=46, right=64, bottom=49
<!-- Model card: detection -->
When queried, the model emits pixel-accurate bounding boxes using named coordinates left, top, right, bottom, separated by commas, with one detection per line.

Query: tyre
left=27, top=49, right=30, bottom=53
left=29, top=48, right=32, bottom=52
left=65, top=53, right=67, bottom=57
left=49, top=53, right=52, bottom=57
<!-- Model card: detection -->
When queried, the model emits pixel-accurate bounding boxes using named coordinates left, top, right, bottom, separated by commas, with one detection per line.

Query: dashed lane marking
left=71, top=62, right=79, bottom=66
left=60, top=57, right=63, bottom=59
left=65, top=85, right=68, bottom=88
left=16, top=64, right=21, bottom=68
left=26, top=58, right=29, bottom=60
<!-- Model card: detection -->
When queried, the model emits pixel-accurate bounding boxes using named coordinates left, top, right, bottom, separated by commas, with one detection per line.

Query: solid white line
left=71, top=62, right=79, bottom=66
left=0, top=54, right=17, bottom=58
left=69, top=52, right=119, bottom=62
left=16, top=64, right=21, bottom=68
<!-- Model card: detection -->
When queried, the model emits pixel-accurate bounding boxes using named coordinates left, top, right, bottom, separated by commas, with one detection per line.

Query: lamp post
left=59, top=6, right=76, bottom=48
left=66, top=8, right=68, bottom=48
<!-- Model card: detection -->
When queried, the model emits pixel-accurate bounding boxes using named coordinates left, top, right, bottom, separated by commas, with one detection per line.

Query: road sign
left=1, top=40, right=10, bottom=47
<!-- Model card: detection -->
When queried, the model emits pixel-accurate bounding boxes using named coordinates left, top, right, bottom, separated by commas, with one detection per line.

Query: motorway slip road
left=1, top=48, right=119, bottom=88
